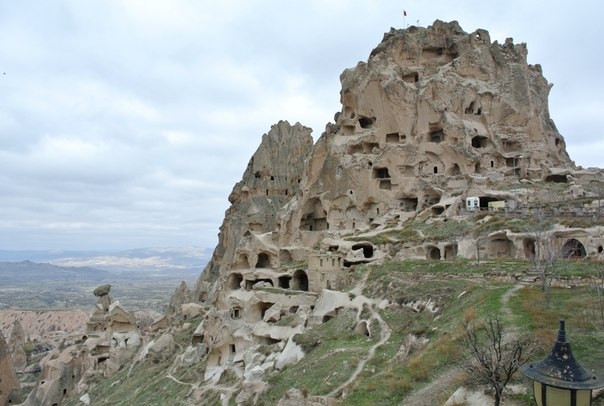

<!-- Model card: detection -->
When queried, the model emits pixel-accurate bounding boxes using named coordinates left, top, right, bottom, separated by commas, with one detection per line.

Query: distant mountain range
left=0, top=247, right=212, bottom=310
left=0, top=247, right=212, bottom=273
left=0, top=260, right=114, bottom=284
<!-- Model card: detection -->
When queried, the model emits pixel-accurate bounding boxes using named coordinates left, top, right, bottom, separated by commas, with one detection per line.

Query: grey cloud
left=0, top=0, right=601, bottom=250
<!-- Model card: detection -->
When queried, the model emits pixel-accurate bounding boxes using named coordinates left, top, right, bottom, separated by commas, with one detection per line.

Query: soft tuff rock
left=20, top=286, right=142, bottom=406
left=182, top=20, right=603, bottom=404
left=0, top=331, right=21, bottom=405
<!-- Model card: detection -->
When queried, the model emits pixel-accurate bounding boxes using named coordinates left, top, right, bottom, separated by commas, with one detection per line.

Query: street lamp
left=521, top=320, right=604, bottom=406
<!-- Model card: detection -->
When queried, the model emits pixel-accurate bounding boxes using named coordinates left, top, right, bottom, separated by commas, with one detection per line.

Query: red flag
left=403, top=10, right=407, bottom=16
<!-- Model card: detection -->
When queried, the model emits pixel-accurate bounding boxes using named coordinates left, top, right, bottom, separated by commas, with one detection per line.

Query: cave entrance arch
left=545, top=174, right=567, bottom=183
left=351, top=243, right=374, bottom=258
left=291, top=269, right=309, bottom=291
left=227, top=273, right=243, bottom=290
left=300, top=198, right=328, bottom=231
left=246, top=278, right=273, bottom=290
left=444, top=244, right=457, bottom=260
left=448, top=163, right=461, bottom=176
left=488, top=238, right=513, bottom=259
left=427, top=246, right=441, bottom=260
left=256, top=253, right=270, bottom=268
left=562, top=238, right=586, bottom=258
left=523, top=238, right=536, bottom=259
left=471, top=136, right=488, bottom=148
left=278, top=275, right=291, bottom=289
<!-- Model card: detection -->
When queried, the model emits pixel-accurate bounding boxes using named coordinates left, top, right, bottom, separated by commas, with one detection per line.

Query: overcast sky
left=1, top=1, right=602, bottom=251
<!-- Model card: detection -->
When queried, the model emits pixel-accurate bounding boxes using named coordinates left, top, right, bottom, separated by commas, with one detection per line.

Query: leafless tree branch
left=462, top=313, right=537, bottom=406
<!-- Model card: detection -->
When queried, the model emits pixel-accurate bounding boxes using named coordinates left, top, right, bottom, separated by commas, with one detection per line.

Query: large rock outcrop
left=174, top=20, right=604, bottom=404
left=0, top=331, right=21, bottom=405
left=193, top=120, right=314, bottom=298
left=278, top=20, right=576, bottom=248
left=8, top=320, right=27, bottom=372
left=22, top=285, right=142, bottom=406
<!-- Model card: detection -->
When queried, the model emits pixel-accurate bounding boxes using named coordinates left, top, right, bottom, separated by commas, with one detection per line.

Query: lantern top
left=521, top=320, right=604, bottom=390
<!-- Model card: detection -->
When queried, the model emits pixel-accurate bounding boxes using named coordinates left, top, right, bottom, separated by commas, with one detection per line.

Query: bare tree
left=459, top=213, right=487, bottom=264
left=473, top=234, right=486, bottom=264
left=526, top=212, right=563, bottom=307
left=591, top=263, right=604, bottom=329
left=441, top=220, right=472, bottom=260
left=462, top=313, right=536, bottom=406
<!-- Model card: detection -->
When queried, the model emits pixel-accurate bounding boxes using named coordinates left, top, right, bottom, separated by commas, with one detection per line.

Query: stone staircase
left=517, top=271, right=541, bottom=285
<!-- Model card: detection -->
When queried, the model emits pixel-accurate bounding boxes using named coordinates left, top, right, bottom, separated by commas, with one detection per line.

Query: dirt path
left=401, top=367, right=463, bottom=406
left=401, top=283, right=527, bottom=405
left=327, top=307, right=391, bottom=398
left=501, top=283, right=524, bottom=317
left=164, top=343, right=240, bottom=406
left=328, top=270, right=392, bottom=399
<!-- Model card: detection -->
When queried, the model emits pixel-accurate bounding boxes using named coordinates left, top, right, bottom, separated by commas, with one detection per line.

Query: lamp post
left=521, top=320, right=604, bottom=406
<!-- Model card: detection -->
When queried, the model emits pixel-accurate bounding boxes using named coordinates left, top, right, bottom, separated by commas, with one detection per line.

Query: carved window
left=429, top=130, right=444, bottom=143
left=358, top=116, right=375, bottom=129
left=373, top=167, right=390, bottom=179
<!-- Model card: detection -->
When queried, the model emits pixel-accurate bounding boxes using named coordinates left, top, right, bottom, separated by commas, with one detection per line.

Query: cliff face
left=277, top=20, right=574, bottom=248
left=33, top=20, right=601, bottom=406
left=193, top=120, right=313, bottom=297
left=200, top=21, right=585, bottom=293
left=177, top=20, right=604, bottom=404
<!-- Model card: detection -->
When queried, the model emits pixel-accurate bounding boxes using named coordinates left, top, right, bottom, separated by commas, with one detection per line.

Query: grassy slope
left=63, top=259, right=604, bottom=406
left=260, top=259, right=604, bottom=406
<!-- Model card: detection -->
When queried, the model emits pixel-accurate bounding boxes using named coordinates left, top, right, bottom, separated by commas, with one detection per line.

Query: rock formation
left=182, top=20, right=604, bottom=403
left=194, top=21, right=603, bottom=300
left=194, top=120, right=314, bottom=293
left=276, top=20, right=588, bottom=257
left=21, top=284, right=142, bottom=406
left=0, top=310, right=89, bottom=343
left=85, top=284, right=141, bottom=375
left=8, top=320, right=27, bottom=372
left=0, top=331, right=21, bottom=405
left=92, top=284, right=112, bottom=312
left=11, top=19, right=604, bottom=406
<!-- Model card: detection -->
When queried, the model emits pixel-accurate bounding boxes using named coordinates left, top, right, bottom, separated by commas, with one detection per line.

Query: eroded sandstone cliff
left=176, top=20, right=603, bottom=404
left=14, top=20, right=603, bottom=406
left=278, top=20, right=574, bottom=250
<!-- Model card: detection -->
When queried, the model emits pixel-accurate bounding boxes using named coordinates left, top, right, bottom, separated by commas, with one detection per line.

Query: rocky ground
left=0, top=309, right=89, bottom=342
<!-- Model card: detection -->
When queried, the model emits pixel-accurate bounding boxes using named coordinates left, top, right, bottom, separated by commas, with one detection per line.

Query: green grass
left=508, top=285, right=604, bottom=369
left=61, top=259, right=604, bottom=406
left=339, top=276, right=516, bottom=405
left=360, top=258, right=602, bottom=285
left=65, top=357, right=193, bottom=406
left=362, top=258, right=529, bottom=284
left=331, top=260, right=521, bottom=405
left=258, top=308, right=376, bottom=403
left=63, top=320, right=204, bottom=406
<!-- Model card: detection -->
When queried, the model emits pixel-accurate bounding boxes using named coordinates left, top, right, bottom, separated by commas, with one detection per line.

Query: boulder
left=181, top=303, right=204, bottom=321
left=147, top=333, right=175, bottom=363
left=93, top=284, right=112, bottom=297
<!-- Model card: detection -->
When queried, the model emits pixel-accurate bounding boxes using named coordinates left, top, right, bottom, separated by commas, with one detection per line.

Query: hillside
left=65, top=263, right=604, bottom=405
left=0, top=247, right=208, bottom=310
left=3, top=20, right=604, bottom=406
